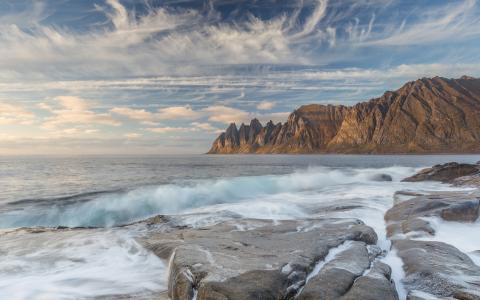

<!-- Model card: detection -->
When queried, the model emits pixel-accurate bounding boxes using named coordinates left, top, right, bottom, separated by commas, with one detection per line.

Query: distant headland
left=208, top=76, right=480, bottom=154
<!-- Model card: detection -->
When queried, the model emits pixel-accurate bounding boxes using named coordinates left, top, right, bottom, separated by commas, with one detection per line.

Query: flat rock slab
left=140, top=218, right=381, bottom=300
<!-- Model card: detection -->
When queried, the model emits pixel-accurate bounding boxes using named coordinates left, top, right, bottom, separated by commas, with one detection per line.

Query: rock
left=197, top=270, right=287, bottom=300
left=297, top=241, right=397, bottom=300
left=140, top=218, right=379, bottom=300
left=371, top=173, right=393, bottom=181
left=298, top=241, right=372, bottom=300
left=453, top=173, right=480, bottom=187
left=402, top=162, right=480, bottom=183
left=393, top=240, right=480, bottom=299
left=440, top=200, right=480, bottom=221
left=393, top=191, right=425, bottom=205
left=208, top=76, right=480, bottom=154
left=385, top=191, right=480, bottom=237
left=342, top=262, right=398, bottom=300
left=297, top=242, right=397, bottom=300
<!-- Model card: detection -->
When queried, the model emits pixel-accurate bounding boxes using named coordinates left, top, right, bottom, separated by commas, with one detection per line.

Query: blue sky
left=1, top=0, right=480, bottom=154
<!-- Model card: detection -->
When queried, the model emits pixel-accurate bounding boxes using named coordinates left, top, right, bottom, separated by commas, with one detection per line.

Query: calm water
left=0, top=154, right=479, bottom=299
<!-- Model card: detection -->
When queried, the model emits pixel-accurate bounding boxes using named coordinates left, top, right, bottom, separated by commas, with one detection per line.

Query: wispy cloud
left=0, top=0, right=479, bottom=154
left=40, top=96, right=121, bottom=129
left=357, top=0, right=480, bottom=46
left=0, top=101, right=35, bottom=125
left=257, top=101, right=276, bottom=110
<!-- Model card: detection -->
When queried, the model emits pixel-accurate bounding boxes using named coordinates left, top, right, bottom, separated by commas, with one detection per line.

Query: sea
left=0, top=154, right=479, bottom=299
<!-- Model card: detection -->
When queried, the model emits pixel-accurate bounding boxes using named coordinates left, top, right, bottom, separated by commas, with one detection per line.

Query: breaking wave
left=0, top=166, right=418, bottom=228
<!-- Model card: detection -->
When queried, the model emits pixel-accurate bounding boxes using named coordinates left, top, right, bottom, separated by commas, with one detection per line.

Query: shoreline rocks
left=133, top=160, right=480, bottom=300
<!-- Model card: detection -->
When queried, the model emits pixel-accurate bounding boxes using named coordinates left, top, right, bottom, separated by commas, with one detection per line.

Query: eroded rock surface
left=140, top=218, right=383, bottom=300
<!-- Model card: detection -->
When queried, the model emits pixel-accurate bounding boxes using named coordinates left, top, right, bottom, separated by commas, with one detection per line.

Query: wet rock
left=402, top=162, right=480, bottom=183
left=140, top=218, right=378, bottom=300
left=297, top=242, right=398, bottom=300
left=393, top=191, right=426, bottom=205
left=371, top=173, right=393, bottom=181
left=298, top=241, right=371, bottom=300
left=342, top=262, right=398, bottom=300
left=198, top=270, right=287, bottom=300
left=393, top=240, right=480, bottom=299
left=440, top=200, right=480, bottom=221
left=385, top=191, right=480, bottom=237
left=454, top=173, right=480, bottom=187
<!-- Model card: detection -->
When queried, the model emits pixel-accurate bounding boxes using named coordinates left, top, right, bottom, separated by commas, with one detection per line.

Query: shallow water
left=0, top=154, right=479, bottom=299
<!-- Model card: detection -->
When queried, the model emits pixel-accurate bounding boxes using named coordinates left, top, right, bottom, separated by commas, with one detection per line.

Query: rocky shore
left=9, top=162, right=478, bottom=299
left=131, top=162, right=480, bottom=300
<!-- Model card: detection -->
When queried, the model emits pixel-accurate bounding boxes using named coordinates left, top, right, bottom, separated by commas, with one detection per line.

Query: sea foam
left=0, top=166, right=419, bottom=228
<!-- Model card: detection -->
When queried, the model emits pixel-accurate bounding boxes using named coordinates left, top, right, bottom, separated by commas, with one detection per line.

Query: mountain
left=208, top=76, right=480, bottom=154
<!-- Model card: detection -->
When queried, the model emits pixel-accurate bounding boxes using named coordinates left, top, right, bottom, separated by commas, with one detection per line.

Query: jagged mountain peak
left=208, top=76, right=480, bottom=154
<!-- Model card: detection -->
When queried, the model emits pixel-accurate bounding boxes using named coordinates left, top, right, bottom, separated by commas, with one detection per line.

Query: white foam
left=0, top=229, right=167, bottom=299
left=415, top=217, right=480, bottom=266
left=0, top=166, right=421, bottom=228
left=381, top=247, right=407, bottom=300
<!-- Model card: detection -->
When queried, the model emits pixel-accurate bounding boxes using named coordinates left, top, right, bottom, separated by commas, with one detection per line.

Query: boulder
left=371, top=173, right=393, bottom=182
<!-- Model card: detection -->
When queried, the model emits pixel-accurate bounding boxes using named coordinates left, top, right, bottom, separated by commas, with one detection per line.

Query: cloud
left=111, top=105, right=201, bottom=125
left=0, top=101, right=35, bottom=125
left=146, top=121, right=222, bottom=134
left=203, top=105, right=252, bottom=124
left=0, top=0, right=478, bottom=84
left=191, top=122, right=221, bottom=132
left=257, top=101, right=276, bottom=110
left=111, top=104, right=289, bottom=126
left=357, top=0, right=480, bottom=46
left=146, top=127, right=192, bottom=134
left=111, top=107, right=155, bottom=123
left=124, top=132, right=142, bottom=139
left=156, top=105, right=201, bottom=120
left=0, top=0, right=344, bottom=81
left=40, top=96, right=121, bottom=128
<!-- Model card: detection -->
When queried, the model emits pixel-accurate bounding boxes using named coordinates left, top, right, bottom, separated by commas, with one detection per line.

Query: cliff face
left=208, top=76, right=480, bottom=154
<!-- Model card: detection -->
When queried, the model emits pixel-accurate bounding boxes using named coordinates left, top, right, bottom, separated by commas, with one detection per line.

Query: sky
left=1, top=0, right=480, bottom=155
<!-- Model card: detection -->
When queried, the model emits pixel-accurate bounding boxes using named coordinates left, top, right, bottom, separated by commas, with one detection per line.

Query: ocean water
left=0, top=154, right=479, bottom=299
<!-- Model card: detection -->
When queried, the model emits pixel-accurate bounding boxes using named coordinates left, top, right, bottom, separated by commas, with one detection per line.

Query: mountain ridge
left=208, top=76, right=480, bottom=154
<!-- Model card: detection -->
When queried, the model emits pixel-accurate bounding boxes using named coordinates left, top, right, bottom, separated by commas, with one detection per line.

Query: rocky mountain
left=208, top=76, right=480, bottom=154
